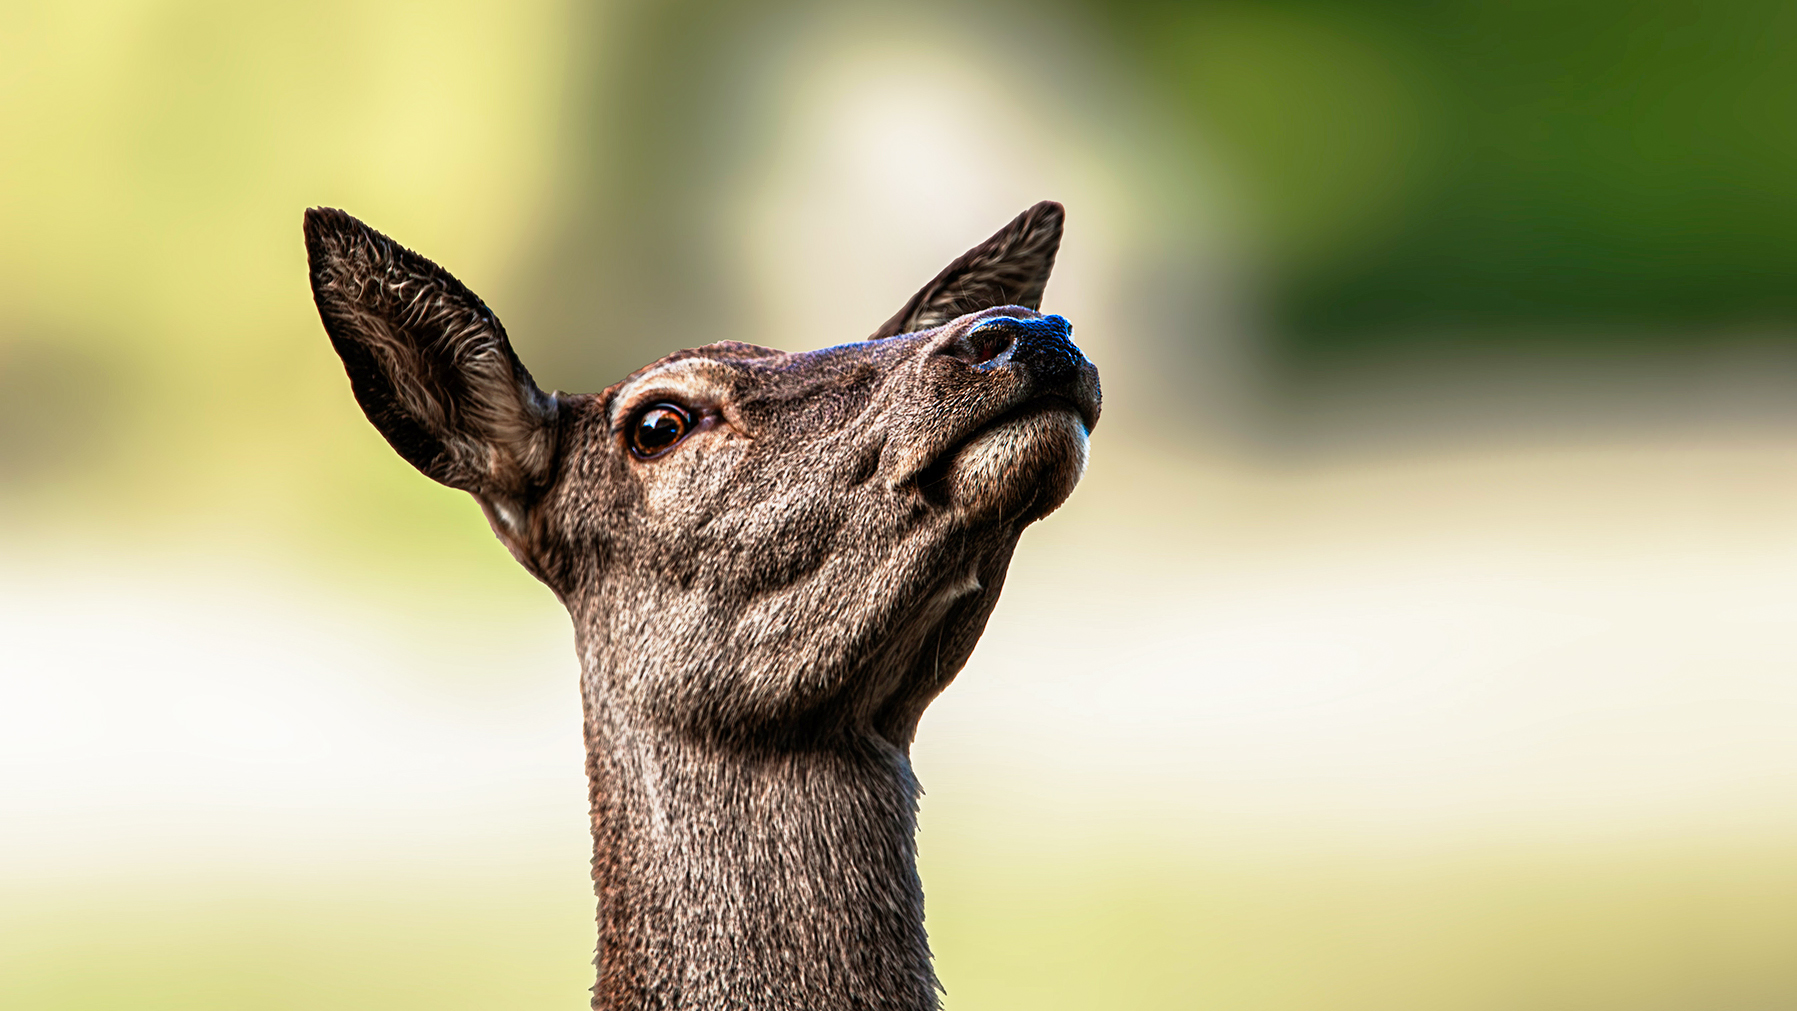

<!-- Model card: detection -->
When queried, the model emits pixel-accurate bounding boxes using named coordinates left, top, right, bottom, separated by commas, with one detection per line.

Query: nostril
left=961, top=314, right=1077, bottom=369
left=977, top=313, right=1081, bottom=388
left=967, top=324, right=1014, bottom=364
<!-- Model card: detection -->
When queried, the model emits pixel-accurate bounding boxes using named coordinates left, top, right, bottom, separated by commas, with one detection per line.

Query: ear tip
left=302, top=206, right=374, bottom=261
left=1014, top=201, right=1065, bottom=248
left=303, top=204, right=352, bottom=233
left=1024, top=200, right=1065, bottom=228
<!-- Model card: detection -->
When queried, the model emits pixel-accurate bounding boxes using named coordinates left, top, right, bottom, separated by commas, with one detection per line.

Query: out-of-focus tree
left=522, top=0, right=1797, bottom=384
left=1110, top=0, right=1797, bottom=358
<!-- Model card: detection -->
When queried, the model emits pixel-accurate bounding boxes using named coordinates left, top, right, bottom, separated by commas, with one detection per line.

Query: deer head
left=306, top=202, right=1099, bottom=1010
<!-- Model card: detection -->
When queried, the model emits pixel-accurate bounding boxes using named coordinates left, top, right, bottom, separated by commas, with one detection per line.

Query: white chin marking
left=945, top=409, right=1089, bottom=522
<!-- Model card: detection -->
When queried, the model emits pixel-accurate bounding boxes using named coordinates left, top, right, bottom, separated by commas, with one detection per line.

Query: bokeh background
left=7, top=1, right=1797, bottom=1007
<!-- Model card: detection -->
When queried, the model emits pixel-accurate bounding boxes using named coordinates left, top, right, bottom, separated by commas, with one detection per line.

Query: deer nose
left=964, top=314, right=1083, bottom=387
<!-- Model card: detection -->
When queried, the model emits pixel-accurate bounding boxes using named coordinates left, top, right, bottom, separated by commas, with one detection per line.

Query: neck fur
left=581, top=672, right=938, bottom=1011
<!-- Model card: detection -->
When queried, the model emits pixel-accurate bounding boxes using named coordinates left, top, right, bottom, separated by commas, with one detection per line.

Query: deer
left=303, top=200, right=1100, bottom=1011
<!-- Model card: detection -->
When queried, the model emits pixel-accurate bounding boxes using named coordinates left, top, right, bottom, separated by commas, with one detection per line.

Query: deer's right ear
left=870, top=200, right=1065, bottom=340
left=304, top=208, right=558, bottom=529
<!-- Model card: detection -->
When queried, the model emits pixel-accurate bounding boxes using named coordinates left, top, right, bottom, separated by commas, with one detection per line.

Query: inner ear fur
left=304, top=207, right=558, bottom=509
left=870, top=200, right=1064, bottom=340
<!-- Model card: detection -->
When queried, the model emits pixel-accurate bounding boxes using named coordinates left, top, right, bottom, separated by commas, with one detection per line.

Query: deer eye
left=630, top=403, right=690, bottom=458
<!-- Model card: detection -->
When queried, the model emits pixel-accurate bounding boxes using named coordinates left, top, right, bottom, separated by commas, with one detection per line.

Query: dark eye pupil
left=633, top=405, right=688, bottom=455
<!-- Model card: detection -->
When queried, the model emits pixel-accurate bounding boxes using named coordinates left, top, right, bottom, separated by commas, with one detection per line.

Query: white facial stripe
left=610, top=359, right=740, bottom=430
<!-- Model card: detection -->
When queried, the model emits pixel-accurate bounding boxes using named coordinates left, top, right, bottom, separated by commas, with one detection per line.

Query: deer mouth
left=918, top=394, right=1092, bottom=521
left=971, top=394, right=1092, bottom=446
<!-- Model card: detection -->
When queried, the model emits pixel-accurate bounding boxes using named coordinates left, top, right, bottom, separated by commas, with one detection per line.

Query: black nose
left=966, top=314, right=1084, bottom=387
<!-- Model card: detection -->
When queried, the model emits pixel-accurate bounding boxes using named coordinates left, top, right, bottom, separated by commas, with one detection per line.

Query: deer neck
left=578, top=655, right=938, bottom=1011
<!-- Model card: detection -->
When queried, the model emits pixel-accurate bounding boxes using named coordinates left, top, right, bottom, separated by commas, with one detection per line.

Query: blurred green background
left=7, top=1, right=1797, bottom=1008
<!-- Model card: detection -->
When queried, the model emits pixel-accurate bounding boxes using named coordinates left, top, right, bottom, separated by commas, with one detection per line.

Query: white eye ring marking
left=609, top=359, right=736, bottom=432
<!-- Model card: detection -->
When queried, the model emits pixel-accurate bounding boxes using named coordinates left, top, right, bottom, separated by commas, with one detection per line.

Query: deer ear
left=869, top=200, right=1065, bottom=340
left=304, top=208, right=558, bottom=520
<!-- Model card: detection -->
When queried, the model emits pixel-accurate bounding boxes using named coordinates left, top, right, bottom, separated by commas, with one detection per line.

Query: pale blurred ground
left=7, top=2, right=1797, bottom=1009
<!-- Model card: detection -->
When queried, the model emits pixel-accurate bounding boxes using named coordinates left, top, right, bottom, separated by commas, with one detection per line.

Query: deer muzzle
left=908, top=310, right=1101, bottom=522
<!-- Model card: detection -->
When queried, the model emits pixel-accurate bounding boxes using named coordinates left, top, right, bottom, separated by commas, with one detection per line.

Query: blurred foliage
left=515, top=0, right=1797, bottom=384
left=924, top=834, right=1797, bottom=1010
left=1106, top=0, right=1797, bottom=355
left=509, top=0, right=808, bottom=392
left=0, top=0, right=570, bottom=591
left=0, top=871, right=595, bottom=1011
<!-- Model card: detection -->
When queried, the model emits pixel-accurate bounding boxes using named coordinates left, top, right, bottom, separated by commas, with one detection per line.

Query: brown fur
left=305, top=202, right=1100, bottom=1010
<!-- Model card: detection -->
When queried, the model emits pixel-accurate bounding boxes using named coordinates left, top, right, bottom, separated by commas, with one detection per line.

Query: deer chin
left=934, top=399, right=1089, bottom=524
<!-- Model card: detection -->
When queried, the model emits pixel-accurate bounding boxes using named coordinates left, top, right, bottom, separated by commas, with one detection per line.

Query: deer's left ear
left=304, top=207, right=558, bottom=533
left=870, top=200, right=1064, bottom=340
